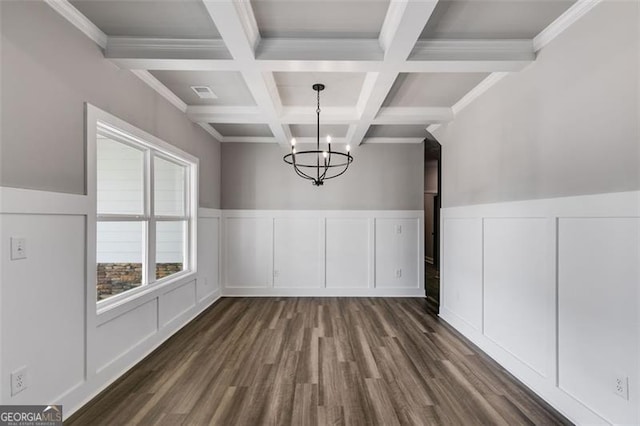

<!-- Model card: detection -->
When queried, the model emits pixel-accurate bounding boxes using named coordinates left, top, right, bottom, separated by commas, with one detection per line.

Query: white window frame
left=86, top=104, right=198, bottom=315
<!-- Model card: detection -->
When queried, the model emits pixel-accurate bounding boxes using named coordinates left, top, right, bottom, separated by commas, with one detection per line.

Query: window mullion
left=146, top=149, right=156, bottom=286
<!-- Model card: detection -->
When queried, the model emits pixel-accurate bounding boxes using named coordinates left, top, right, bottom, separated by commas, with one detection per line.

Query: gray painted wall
left=433, top=1, right=639, bottom=208
left=0, top=1, right=221, bottom=208
left=222, top=143, right=423, bottom=210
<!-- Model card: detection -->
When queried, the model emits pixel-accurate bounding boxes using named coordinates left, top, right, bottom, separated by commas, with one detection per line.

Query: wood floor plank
left=66, top=298, right=570, bottom=426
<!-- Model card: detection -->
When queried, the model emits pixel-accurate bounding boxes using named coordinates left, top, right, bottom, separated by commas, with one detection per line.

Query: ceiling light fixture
left=283, top=84, right=353, bottom=186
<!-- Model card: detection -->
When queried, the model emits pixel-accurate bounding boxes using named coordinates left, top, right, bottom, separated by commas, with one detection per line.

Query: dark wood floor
left=68, top=298, right=569, bottom=425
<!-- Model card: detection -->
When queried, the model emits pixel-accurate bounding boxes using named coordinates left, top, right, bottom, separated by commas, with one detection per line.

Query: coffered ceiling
left=61, top=0, right=577, bottom=146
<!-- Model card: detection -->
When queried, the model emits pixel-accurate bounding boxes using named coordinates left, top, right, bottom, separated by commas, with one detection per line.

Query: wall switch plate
left=11, top=367, right=28, bottom=396
left=273, top=270, right=279, bottom=278
left=395, top=225, right=402, bottom=234
left=395, top=269, right=402, bottom=278
left=615, top=376, right=629, bottom=400
left=10, top=237, right=27, bottom=260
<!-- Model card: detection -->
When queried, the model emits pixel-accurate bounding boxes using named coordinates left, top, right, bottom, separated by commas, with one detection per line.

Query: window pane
left=97, top=221, right=144, bottom=301
left=156, top=221, right=186, bottom=279
left=154, top=156, right=186, bottom=216
left=97, top=136, right=145, bottom=215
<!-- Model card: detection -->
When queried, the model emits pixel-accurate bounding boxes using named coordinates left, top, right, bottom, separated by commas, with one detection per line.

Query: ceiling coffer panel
left=274, top=72, right=366, bottom=107
left=252, top=0, right=390, bottom=39
left=70, top=0, right=221, bottom=38
left=212, top=123, right=274, bottom=138
left=383, top=73, right=490, bottom=107
left=150, top=71, right=256, bottom=106
left=420, top=0, right=575, bottom=40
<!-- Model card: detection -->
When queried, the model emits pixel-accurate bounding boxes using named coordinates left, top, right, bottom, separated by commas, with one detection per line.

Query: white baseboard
left=62, top=290, right=221, bottom=420
left=222, top=287, right=424, bottom=297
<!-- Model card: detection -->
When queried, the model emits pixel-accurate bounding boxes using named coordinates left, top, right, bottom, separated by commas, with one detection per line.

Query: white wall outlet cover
left=10, top=237, right=27, bottom=260
left=615, top=376, right=629, bottom=400
left=11, top=367, right=28, bottom=396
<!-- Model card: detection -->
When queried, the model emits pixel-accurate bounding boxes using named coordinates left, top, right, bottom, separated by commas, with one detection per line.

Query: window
left=90, top=109, right=197, bottom=305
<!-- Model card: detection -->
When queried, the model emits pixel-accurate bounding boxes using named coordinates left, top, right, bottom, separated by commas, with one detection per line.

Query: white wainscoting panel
left=222, top=210, right=424, bottom=296
left=225, top=217, right=272, bottom=288
left=160, top=280, right=197, bottom=328
left=0, top=213, right=86, bottom=405
left=439, top=191, right=640, bottom=426
left=483, top=218, right=553, bottom=378
left=442, top=218, right=483, bottom=330
left=325, top=218, right=369, bottom=289
left=0, top=188, right=222, bottom=420
left=274, top=218, right=322, bottom=288
left=374, top=218, right=420, bottom=288
left=95, top=299, right=158, bottom=372
left=197, top=216, right=220, bottom=301
left=558, top=217, right=639, bottom=425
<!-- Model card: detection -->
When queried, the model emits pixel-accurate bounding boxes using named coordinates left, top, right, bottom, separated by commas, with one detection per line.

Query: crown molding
left=131, top=70, right=187, bottom=113
left=43, top=0, right=107, bottom=48
left=198, top=123, right=224, bottom=142
left=533, top=0, right=604, bottom=52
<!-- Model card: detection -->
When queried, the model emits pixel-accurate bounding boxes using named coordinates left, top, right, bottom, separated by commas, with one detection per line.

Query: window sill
left=96, top=270, right=197, bottom=325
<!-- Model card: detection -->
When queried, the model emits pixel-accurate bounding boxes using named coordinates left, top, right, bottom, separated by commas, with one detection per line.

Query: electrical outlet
left=10, top=237, right=27, bottom=260
left=615, top=376, right=629, bottom=400
left=11, top=367, right=28, bottom=396
left=395, top=269, right=402, bottom=279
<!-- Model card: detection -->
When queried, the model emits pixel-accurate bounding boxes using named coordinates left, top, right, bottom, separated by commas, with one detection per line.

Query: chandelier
left=283, top=83, right=353, bottom=186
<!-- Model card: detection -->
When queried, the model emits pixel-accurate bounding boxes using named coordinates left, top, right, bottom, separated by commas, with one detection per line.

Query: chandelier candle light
left=283, top=83, right=354, bottom=186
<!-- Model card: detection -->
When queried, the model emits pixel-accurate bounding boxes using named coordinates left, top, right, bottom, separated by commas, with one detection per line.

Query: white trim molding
left=439, top=190, right=640, bottom=425
left=533, top=0, right=605, bottom=52
left=43, top=0, right=107, bottom=48
left=221, top=209, right=425, bottom=297
left=130, top=70, right=187, bottom=113
left=45, top=0, right=605, bottom=146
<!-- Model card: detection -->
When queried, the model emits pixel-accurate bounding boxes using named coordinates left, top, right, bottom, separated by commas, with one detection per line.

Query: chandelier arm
left=294, top=166, right=316, bottom=182
left=319, top=149, right=332, bottom=181
left=292, top=155, right=317, bottom=181
left=321, top=155, right=353, bottom=181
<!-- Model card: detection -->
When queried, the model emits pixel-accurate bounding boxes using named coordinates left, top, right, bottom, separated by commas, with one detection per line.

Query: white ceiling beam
left=105, top=37, right=534, bottom=73
left=363, top=137, right=424, bottom=144
left=349, top=0, right=439, bottom=146
left=257, top=39, right=383, bottom=61
left=373, top=107, right=453, bottom=125
left=410, top=40, right=534, bottom=62
left=186, top=105, right=453, bottom=126
left=280, top=107, right=360, bottom=125
left=221, top=136, right=277, bottom=143
left=186, top=106, right=264, bottom=123
left=106, top=37, right=231, bottom=61
left=292, top=137, right=349, bottom=145
left=202, top=0, right=291, bottom=147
